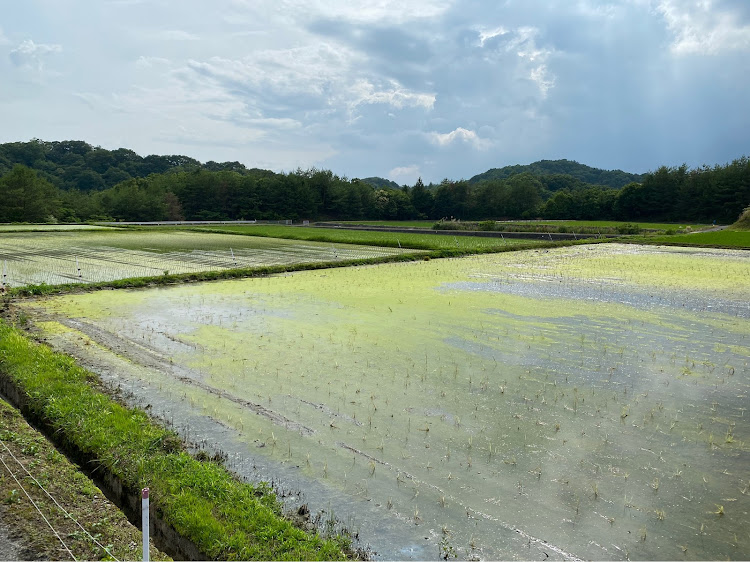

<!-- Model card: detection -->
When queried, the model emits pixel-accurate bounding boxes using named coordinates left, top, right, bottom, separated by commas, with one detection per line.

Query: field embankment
left=328, top=220, right=711, bottom=235
left=731, top=206, right=750, bottom=230
left=184, top=223, right=567, bottom=250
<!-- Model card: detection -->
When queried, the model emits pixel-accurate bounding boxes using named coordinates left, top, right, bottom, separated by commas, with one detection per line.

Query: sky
left=1, top=0, right=749, bottom=184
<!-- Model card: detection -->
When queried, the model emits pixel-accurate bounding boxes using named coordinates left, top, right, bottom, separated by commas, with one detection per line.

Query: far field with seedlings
left=8, top=225, right=748, bottom=560
left=0, top=229, right=418, bottom=290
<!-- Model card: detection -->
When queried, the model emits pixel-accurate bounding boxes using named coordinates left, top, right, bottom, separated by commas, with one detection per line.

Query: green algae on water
left=24, top=244, right=750, bottom=560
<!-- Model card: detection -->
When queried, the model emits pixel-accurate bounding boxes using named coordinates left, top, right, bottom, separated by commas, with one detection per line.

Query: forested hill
left=361, top=177, right=401, bottom=190
left=0, top=139, right=267, bottom=191
left=1, top=139, right=748, bottom=225
left=469, top=159, right=644, bottom=189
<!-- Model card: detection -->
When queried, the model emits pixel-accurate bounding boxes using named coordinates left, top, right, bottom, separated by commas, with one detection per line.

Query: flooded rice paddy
left=0, top=229, right=413, bottom=287
left=23, top=244, right=750, bottom=560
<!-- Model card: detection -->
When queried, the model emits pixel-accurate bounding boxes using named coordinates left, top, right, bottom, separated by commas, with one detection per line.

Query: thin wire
left=0, top=439, right=121, bottom=562
left=0, top=452, right=77, bottom=561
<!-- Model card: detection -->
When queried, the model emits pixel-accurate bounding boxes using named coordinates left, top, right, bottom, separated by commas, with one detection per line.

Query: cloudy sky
left=1, top=1, right=748, bottom=184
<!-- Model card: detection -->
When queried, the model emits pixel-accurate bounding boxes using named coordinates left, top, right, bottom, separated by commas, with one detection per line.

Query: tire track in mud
left=34, top=313, right=584, bottom=560
left=41, top=314, right=316, bottom=436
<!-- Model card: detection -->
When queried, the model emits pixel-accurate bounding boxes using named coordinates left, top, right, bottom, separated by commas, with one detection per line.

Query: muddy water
left=23, top=245, right=750, bottom=560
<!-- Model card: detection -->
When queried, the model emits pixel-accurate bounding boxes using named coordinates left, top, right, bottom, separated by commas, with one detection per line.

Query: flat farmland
left=22, top=244, right=750, bottom=560
left=0, top=229, right=416, bottom=288
left=186, top=224, right=542, bottom=251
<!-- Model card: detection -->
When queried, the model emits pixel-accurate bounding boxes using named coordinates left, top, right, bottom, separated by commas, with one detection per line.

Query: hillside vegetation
left=468, top=158, right=644, bottom=188
left=0, top=140, right=748, bottom=225
left=732, top=206, right=750, bottom=230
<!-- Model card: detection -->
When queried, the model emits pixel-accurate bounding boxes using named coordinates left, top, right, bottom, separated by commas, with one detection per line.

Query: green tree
left=410, top=177, right=434, bottom=218
left=0, top=165, right=60, bottom=222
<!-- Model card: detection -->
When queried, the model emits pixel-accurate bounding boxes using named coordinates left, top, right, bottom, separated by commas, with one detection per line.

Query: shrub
left=616, top=223, right=640, bottom=235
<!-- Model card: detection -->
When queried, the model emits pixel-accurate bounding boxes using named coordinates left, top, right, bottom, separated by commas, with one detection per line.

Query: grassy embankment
left=646, top=229, right=750, bottom=249
left=336, top=219, right=711, bottom=233
left=644, top=210, right=750, bottom=249
left=0, top=318, right=349, bottom=561
left=184, top=224, right=560, bottom=251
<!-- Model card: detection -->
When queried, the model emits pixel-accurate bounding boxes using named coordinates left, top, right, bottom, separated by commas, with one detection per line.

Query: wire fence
left=0, top=438, right=120, bottom=561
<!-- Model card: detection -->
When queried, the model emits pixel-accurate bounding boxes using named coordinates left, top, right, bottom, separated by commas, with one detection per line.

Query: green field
left=23, top=243, right=750, bottom=560
left=334, top=220, right=437, bottom=228
left=496, top=220, right=712, bottom=231
left=327, top=220, right=713, bottom=232
left=186, top=224, right=551, bottom=251
left=648, top=229, right=750, bottom=249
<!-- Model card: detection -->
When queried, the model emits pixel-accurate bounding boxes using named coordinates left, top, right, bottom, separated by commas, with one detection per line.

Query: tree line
left=0, top=140, right=748, bottom=224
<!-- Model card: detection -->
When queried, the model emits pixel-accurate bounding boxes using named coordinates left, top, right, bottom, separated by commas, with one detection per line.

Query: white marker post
left=142, top=488, right=150, bottom=562
left=76, top=256, right=82, bottom=279
left=230, top=247, right=237, bottom=266
left=1, top=260, right=6, bottom=290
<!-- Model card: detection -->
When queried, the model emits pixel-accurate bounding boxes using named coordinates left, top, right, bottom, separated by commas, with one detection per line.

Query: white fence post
left=142, top=488, right=150, bottom=562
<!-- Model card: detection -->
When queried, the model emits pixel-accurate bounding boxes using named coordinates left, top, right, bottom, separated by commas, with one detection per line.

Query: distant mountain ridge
left=1, top=140, right=644, bottom=193
left=469, top=159, right=644, bottom=189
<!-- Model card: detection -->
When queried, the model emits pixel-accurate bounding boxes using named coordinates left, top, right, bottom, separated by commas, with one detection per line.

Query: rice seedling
left=17, top=243, right=750, bottom=561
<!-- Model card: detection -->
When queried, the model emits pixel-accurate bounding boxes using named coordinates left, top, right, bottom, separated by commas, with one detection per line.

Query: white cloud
left=155, top=29, right=200, bottom=41
left=349, top=79, right=435, bottom=110
left=657, top=0, right=750, bottom=55
left=186, top=43, right=354, bottom=101
left=277, top=0, right=453, bottom=24
left=9, top=39, right=62, bottom=70
left=529, top=64, right=555, bottom=98
left=388, top=164, right=420, bottom=181
left=478, top=26, right=557, bottom=98
left=477, top=26, right=508, bottom=46
left=181, top=42, right=434, bottom=125
left=507, top=26, right=550, bottom=62
left=428, top=127, right=491, bottom=150
left=135, top=55, right=170, bottom=68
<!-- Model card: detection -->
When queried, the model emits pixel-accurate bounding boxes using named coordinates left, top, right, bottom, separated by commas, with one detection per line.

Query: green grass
left=320, top=220, right=713, bottom=232
left=330, top=220, right=437, bottom=228
left=646, top=229, right=750, bottom=249
left=0, top=319, right=349, bottom=560
left=184, top=224, right=554, bottom=252
left=495, top=220, right=712, bottom=230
